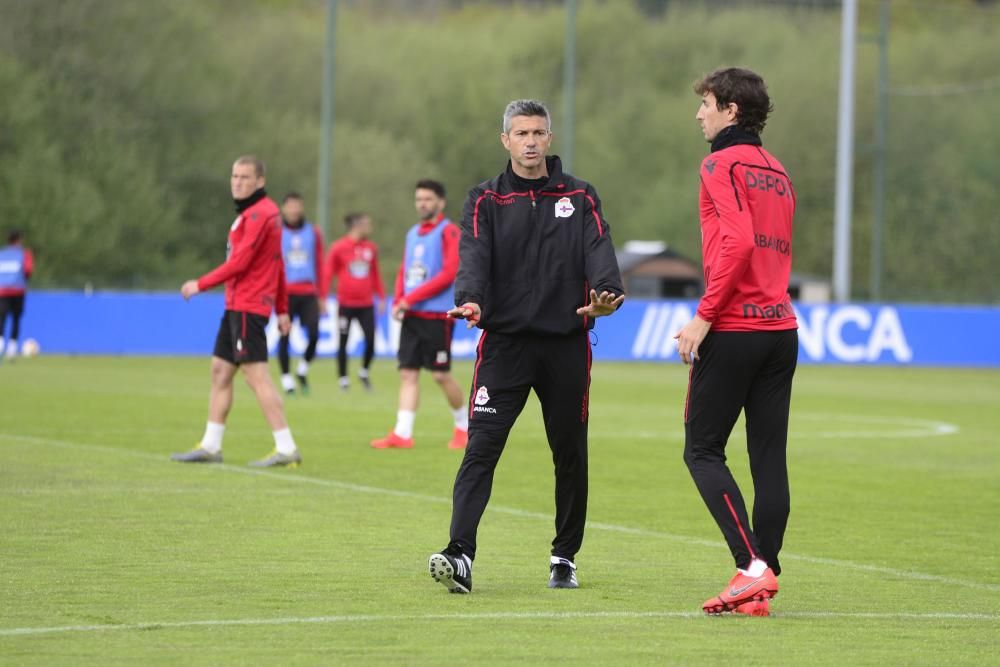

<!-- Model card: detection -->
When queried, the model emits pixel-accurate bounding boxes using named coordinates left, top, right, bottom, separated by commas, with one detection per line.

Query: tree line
left=0, top=0, right=997, bottom=302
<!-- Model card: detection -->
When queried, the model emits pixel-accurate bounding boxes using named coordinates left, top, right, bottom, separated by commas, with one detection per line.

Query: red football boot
left=702, top=567, right=778, bottom=614
left=370, top=432, right=414, bottom=449
left=447, top=427, right=468, bottom=450
left=733, top=599, right=770, bottom=617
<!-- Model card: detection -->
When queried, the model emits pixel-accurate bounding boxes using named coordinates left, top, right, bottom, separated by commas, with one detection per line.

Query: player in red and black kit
left=428, top=101, right=624, bottom=594
left=277, top=192, right=325, bottom=396
left=322, top=211, right=385, bottom=391
left=674, top=69, right=798, bottom=617
left=173, top=156, right=303, bottom=468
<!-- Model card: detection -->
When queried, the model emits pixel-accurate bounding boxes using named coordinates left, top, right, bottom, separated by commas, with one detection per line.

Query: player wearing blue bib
left=371, top=180, right=468, bottom=451
left=277, top=192, right=325, bottom=395
left=0, top=230, right=34, bottom=361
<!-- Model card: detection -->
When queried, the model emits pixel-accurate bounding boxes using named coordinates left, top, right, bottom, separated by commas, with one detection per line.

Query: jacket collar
left=502, top=155, right=565, bottom=191
left=234, top=188, right=267, bottom=213
left=710, top=125, right=762, bottom=153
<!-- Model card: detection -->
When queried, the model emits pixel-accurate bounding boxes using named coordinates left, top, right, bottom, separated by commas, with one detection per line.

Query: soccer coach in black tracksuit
left=428, top=99, right=624, bottom=594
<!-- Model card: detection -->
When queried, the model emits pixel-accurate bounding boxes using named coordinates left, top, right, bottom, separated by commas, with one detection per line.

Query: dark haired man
left=322, top=212, right=385, bottom=391
left=277, top=192, right=325, bottom=395
left=0, top=230, right=33, bottom=361
left=427, top=100, right=623, bottom=593
left=674, top=68, right=797, bottom=616
left=371, top=180, right=468, bottom=451
left=174, top=156, right=302, bottom=468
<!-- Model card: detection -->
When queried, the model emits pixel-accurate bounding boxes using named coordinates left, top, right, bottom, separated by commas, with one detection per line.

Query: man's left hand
left=576, top=289, right=624, bottom=318
left=278, top=314, right=292, bottom=336
left=674, top=315, right=711, bottom=365
left=392, top=300, right=409, bottom=321
left=181, top=280, right=200, bottom=300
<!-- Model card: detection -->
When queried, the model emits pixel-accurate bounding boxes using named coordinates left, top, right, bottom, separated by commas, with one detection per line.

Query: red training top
left=0, top=245, right=33, bottom=297
left=197, top=194, right=288, bottom=317
left=394, top=214, right=460, bottom=320
left=322, top=236, right=386, bottom=308
left=697, top=137, right=797, bottom=331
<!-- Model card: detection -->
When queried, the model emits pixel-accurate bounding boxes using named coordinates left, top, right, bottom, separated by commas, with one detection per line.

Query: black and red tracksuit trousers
left=449, top=329, right=592, bottom=561
left=684, top=329, right=798, bottom=575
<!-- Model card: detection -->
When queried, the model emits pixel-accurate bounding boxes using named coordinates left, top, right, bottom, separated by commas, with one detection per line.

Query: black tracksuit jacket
left=455, top=156, right=624, bottom=336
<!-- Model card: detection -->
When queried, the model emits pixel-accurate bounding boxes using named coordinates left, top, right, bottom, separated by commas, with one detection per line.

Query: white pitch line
left=1, top=609, right=996, bottom=637
left=4, top=434, right=998, bottom=594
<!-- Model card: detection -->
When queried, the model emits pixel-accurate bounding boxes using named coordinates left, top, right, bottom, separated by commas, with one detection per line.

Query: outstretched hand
left=576, top=289, right=624, bottom=318
left=447, top=302, right=482, bottom=329
left=180, top=280, right=200, bottom=300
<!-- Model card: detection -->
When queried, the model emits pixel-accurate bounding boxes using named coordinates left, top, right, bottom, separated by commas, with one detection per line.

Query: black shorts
left=213, top=310, right=269, bottom=365
left=398, top=316, right=454, bottom=371
left=0, top=295, right=25, bottom=319
left=288, top=293, right=320, bottom=330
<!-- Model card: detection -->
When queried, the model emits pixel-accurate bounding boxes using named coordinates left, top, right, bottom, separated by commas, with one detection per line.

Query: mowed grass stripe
left=4, top=431, right=997, bottom=594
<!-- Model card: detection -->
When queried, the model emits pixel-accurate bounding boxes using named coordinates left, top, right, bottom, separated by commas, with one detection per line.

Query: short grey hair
left=502, top=99, right=551, bottom=133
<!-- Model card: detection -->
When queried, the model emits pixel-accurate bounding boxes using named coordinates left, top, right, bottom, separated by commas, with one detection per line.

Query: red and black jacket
left=697, top=126, right=797, bottom=331
left=457, top=156, right=623, bottom=336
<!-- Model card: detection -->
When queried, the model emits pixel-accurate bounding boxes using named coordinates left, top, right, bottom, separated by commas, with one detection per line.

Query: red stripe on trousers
left=723, top=492, right=757, bottom=560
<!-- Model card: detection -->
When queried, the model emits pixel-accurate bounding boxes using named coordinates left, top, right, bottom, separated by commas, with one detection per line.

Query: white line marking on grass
left=1, top=609, right=997, bottom=637
left=592, top=412, right=960, bottom=441
left=5, top=434, right=996, bottom=594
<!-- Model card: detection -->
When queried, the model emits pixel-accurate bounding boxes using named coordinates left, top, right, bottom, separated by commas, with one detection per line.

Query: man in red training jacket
left=322, top=211, right=385, bottom=391
left=174, top=156, right=302, bottom=468
left=674, top=68, right=798, bottom=617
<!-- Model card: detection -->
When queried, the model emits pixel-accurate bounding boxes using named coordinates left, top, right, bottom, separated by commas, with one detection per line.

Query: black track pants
left=683, top=329, right=797, bottom=575
left=337, top=306, right=376, bottom=377
left=449, top=330, right=592, bottom=561
left=278, top=294, right=321, bottom=374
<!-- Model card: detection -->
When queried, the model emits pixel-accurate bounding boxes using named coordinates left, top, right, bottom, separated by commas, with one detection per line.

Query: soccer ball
left=21, top=338, right=40, bottom=357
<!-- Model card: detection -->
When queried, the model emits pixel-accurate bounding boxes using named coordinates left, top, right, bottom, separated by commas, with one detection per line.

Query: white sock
left=281, top=374, right=296, bottom=392
left=273, top=427, right=297, bottom=455
left=358, top=367, right=370, bottom=379
left=739, top=558, right=768, bottom=578
left=393, top=410, right=416, bottom=439
left=296, top=360, right=309, bottom=376
left=4, top=340, right=16, bottom=358
left=200, top=422, right=225, bottom=454
left=452, top=405, right=469, bottom=432
left=339, top=376, right=350, bottom=388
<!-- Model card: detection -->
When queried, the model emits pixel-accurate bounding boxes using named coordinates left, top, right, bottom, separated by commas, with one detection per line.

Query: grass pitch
left=1, top=356, right=998, bottom=665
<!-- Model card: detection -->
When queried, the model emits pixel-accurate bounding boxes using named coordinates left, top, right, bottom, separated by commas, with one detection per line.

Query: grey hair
left=502, top=99, right=551, bottom=133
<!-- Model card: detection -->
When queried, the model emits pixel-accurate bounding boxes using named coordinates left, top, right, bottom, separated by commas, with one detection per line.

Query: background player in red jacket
left=371, top=180, right=468, bottom=451
left=322, top=212, right=385, bottom=391
left=0, top=230, right=34, bottom=361
left=674, top=68, right=798, bottom=617
left=277, top=192, right=325, bottom=396
left=173, top=156, right=303, bottom=468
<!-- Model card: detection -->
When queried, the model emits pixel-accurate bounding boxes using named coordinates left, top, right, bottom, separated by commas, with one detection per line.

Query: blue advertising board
left=7, top=291, right=999, bottom=366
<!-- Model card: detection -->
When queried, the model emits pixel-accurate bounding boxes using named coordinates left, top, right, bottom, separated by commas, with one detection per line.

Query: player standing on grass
left=322, top=212, right=385, bottom=391
left=370, top=180, right=468, bottom=451
left=173, top=156, right=303, bottom=468
left=277, top=192, right=325, bottom=396
left=674, top=68, right=798, bottom=617
left=428, top=100, right=624, bottom=593
left=0, top=230, right=33, bottom=362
